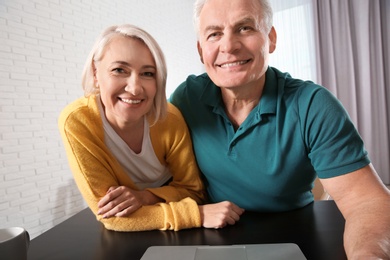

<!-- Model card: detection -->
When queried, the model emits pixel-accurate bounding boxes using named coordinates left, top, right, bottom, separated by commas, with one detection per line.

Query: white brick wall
left=0, top=0, right=202, bottom=239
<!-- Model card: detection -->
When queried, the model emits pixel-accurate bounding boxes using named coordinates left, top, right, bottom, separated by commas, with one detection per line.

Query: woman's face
left=94, top=35, right=157, bottom=128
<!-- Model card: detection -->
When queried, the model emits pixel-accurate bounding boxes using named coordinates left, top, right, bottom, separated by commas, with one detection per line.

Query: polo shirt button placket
left=227, top=140, right=237, bottom=158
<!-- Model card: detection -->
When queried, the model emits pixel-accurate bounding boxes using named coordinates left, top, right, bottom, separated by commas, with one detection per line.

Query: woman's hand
left=199, top=201, right=245, bottom=229
left=97, top=186, right=162, bottom=218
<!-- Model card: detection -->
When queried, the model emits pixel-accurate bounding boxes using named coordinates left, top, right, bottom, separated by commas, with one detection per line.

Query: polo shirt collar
left=260, top=67, right=278, bottom=115
left=200, top=75, right=223, bottom=108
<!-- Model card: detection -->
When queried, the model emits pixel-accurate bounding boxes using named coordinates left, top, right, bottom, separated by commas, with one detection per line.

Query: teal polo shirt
left=169, top=67, right=369, bottom=211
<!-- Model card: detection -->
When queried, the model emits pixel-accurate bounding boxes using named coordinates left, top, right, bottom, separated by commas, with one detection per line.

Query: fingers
left=97, top=186, right=142, bottom=218
left=200, top=201, right=245, bottom=229
left=227, top=201, right=245, bottom=216
left=101, top=200, right=139, bottom=218
left=214, top=201, right=243, bottom=228
left=97, top=186, right=120, bottom=208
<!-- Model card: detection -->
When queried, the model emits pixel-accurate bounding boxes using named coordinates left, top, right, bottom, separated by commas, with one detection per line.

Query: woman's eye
left=112, top=68, right=125, bottom=74
left=142, top=71, right=155, bottom=78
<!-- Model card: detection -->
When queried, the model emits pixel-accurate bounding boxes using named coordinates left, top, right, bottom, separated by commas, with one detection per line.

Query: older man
left=170, top=0, right=390, bottom=258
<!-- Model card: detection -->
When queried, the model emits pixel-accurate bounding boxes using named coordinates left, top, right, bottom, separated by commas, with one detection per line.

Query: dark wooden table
left=28, top=200, right=346, bottom=260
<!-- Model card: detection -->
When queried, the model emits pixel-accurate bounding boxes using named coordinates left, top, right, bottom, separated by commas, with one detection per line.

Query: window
left=269, top=0, right=317, bottom=82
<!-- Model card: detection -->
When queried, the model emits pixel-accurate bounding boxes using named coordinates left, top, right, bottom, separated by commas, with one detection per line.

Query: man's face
left=197, top=0, right=276, bottom=89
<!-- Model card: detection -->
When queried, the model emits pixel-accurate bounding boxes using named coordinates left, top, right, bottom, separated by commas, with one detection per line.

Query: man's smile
left=217, top=59, right=251, bottom=68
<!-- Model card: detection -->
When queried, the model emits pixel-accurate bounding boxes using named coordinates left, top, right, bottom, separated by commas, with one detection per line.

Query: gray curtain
left=313, top=0, right=390, bottom=184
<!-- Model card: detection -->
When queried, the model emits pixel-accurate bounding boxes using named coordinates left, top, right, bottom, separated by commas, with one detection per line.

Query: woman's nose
left=124, top=75, right=143, bottom=95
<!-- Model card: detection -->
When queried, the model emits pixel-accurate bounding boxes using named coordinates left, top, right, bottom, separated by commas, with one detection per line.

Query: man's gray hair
left=193, top=0, right=273, bottom=37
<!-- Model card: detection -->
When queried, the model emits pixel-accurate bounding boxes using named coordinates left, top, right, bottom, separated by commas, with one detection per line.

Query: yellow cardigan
left=58, top=95, right=206, bottom=231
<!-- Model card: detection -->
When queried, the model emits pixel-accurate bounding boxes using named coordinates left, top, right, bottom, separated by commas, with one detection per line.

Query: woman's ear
left=92, top=62, right=98, bottom=86
left=93, top=62, right=97, bottom=77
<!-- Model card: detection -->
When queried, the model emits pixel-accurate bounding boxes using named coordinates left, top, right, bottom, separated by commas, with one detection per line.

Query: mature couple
left=58, top=0, right=390, bottom=259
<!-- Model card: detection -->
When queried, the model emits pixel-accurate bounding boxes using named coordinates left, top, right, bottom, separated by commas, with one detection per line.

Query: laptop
left=141, top=243, right=307, bottom=260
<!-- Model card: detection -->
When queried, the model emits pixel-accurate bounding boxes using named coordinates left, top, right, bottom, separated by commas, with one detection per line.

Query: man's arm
left=320, top=164, right=390, bottom=259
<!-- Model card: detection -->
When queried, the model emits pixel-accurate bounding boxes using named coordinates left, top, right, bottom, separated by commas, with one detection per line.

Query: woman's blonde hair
left=81, top=24, right=167, bottom=124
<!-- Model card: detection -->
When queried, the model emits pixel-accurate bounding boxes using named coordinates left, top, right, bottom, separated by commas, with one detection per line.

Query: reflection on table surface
left=28, top=201, right=346, bottom=260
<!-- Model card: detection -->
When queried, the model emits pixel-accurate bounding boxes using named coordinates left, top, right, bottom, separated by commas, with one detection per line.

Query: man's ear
left=268, top=26, right=277, bottom=53
left=197, top=41, right=204, bottom=64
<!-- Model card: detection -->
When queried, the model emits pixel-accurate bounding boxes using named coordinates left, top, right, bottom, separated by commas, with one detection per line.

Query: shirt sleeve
left=299, top=86, right=370, bottom=178
left=58, top=97, right=202, bottom=231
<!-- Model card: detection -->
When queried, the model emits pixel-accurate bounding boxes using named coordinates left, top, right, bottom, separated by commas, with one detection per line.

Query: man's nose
left=220, top=33, right=240, bottom=53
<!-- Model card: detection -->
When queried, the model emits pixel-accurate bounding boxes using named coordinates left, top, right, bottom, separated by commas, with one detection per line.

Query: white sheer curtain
left=270, top=0, right=317, bottom=82
left=269, top=0, right=390, bottom=184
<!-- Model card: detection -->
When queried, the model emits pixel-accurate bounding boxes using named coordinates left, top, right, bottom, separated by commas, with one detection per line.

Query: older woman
left=58, top=24, right=242, bottom=232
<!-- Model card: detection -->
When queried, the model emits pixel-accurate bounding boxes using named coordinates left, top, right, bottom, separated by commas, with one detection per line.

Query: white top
left=97, top=96, right=172, bottom=190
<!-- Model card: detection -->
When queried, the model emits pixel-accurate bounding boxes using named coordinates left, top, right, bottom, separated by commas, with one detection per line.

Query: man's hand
left=97, top=186, right=162, bottom=218
left=199, top=201, right=245, bottom=229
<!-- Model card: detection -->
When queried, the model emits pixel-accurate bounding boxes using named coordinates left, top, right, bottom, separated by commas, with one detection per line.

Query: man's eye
left=239, top=26, right=252, bottom=32
left=207, top=32, right=221, bottom=40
